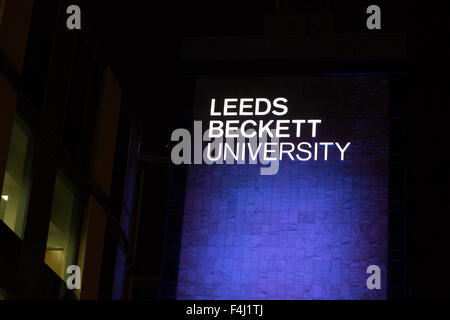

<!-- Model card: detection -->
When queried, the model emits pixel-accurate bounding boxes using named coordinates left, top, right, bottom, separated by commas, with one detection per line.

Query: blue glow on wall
left=177, top=76, right=389, bottom=299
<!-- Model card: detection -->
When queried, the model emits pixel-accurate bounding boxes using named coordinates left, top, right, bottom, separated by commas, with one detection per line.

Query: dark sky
left=81, top=0, right=265, bottom=95
left=81, top=0, right=266, bottom=154
left=80, top=0, right=408, bottom=154
left=82, top=0, right=406, bottom=88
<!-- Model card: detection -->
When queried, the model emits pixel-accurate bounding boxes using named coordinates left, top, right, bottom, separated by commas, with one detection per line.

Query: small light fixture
left=1, top=195, right=8, bottom=201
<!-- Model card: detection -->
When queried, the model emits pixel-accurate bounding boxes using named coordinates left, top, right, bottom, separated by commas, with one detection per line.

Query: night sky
left=81, top=0, right=407, bottom=154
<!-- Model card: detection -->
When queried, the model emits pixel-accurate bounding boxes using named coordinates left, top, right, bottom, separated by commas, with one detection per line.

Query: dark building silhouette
left=0, top=0, right=141, bottom=299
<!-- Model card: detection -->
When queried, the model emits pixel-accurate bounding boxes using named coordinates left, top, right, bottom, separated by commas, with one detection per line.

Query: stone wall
left=177, top=76, right=389, bottom=299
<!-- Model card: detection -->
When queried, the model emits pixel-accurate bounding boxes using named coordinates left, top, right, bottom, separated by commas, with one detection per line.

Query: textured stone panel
left=177, top=76, right=389, bottom=300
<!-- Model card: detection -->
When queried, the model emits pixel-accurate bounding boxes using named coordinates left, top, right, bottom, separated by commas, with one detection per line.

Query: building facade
left=154, top=2, right=408, bottom=299
left=0, top=0, right=141, bottom=299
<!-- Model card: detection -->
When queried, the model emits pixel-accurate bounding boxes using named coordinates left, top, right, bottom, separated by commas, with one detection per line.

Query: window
left=110, top=111, right=131, bottom=215
left=0, top=0, right=5, bottom=29
left=62, top=35, right=102, bottom=168
left=21, top=0, right=59, bottom=109
left=0, top=287, right=6, bottom=300
left=44, top=173, right=80, bottom=280
left=0, top=118, right=33, bottom=238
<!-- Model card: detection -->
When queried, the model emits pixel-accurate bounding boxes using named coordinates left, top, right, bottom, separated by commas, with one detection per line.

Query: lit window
left=0, top=118, right=33, bottom=238
left=45, top=174, right=80, bottom=279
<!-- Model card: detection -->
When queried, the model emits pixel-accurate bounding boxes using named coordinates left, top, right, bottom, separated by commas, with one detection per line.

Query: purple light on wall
left=176, top=76, right=389, bottom=299
left=113, top=127, right=140, bottom=299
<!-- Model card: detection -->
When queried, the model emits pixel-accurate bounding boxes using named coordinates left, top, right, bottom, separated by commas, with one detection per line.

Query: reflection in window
left=45, top=174, right=80, bottom=280
left=0, top=118, right=33, bottom=238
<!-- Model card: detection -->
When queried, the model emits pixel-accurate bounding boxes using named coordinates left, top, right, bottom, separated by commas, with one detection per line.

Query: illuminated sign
left=171, top=97, right=351, bottom=175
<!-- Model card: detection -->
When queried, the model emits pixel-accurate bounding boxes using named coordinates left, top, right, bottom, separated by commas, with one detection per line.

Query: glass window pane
left=0, top=0, right=5, bottom=29
left=0, top=287, right=6, bottom=300
left=45, top=174, right=80, bottom=280
left=0, top=118, right=33, bottom=238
